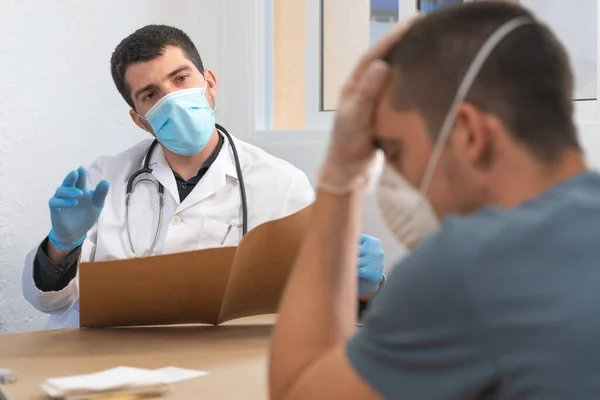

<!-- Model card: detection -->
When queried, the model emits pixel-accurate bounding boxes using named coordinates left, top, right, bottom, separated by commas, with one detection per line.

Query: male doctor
left=22, top=25, right=385, bottom=330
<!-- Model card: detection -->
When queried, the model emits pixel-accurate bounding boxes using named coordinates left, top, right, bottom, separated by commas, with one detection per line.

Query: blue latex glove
left=48, top=167, right=110, bottom=250
left=357, top=233, right=384, bottom=295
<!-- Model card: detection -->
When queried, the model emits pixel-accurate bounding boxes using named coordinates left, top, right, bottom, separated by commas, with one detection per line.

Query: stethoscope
left=125, top=123, right=248, bottom=257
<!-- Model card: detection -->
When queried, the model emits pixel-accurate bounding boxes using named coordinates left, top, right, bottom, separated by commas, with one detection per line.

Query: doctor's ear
left=129, top=109, right=154, bottom=135
left=203, top=69, right=218, bottom=92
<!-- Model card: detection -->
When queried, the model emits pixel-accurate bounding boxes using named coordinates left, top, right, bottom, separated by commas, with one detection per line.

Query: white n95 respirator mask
left=377, top=17, right=531, bottom=249
left=377, top=163, right=440, bottom=249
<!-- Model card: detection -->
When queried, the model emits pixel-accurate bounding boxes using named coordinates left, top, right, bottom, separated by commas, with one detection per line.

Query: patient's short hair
left=385, top=1, right=580, bottom=162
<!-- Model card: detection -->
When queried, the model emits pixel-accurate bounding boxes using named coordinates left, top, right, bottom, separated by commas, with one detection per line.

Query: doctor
left=22, top=25, right=385, bottom=330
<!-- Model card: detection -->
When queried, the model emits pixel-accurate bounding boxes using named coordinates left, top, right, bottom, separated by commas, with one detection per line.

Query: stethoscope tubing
left=125, top=124, right=247, bottom=257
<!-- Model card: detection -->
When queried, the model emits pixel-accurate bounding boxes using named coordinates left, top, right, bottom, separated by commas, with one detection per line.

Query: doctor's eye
left=176, top=75, right=189, bottom=82
left=143, top=91, right=157, bottom=101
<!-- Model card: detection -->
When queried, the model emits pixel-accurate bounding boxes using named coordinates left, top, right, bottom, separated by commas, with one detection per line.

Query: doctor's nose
left=152, top=85, right=180, bottom=103
left=162, top=84, right=182, bottom=96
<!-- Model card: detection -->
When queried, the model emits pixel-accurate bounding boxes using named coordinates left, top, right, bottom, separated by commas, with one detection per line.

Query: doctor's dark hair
left=384, top=1, right=580, bottom=162
left=110, top=24, right=205, bottom=110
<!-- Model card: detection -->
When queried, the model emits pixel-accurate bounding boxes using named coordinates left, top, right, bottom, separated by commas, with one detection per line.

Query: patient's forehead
left=375, top=90, right=430, bottom=142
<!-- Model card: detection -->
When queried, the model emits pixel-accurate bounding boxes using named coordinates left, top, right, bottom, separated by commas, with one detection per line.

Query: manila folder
left=79, top=206, right=312, bottom=327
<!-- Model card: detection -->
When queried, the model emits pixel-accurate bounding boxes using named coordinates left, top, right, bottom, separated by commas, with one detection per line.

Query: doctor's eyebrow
left=166, top=65, right=192, bottom=79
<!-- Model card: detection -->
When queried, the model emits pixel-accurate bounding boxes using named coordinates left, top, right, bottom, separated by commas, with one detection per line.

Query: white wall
left=0, top=0, right=223, bottom=333
left=579, top=123, right=600, bottom=169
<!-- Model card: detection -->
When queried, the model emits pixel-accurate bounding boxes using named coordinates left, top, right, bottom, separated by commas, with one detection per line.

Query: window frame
left=305, top=0, right=335, bottom=130
left=565, top=0, right=600, bottom=122
left=252, top=0, right=600, bottom=132
left=254, top=0, right=275, bottom=131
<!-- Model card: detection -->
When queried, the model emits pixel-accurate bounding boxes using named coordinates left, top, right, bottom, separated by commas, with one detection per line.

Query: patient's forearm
left=270, top=188, right=364, bottom=397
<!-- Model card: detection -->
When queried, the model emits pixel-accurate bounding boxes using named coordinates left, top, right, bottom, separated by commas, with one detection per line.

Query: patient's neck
left=492, top=149, right=587, bottom=208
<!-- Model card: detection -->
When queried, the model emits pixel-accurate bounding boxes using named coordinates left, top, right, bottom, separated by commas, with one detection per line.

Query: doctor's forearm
left=47, top=240, right=74, bottom=263
left=33, top=238, right=80, bottom=292
left=270, top=188, right=363, bottom=397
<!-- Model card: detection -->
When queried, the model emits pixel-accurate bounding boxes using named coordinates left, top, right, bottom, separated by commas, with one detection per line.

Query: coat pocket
left=197, top=217, right=242, bottom=248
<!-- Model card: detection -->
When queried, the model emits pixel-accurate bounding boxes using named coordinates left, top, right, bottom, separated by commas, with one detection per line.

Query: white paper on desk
left=153, top=366, right=209, bottom=384
left=45, top=366, right=158, bottom=392
left=42, top=366, right=208, bottom=397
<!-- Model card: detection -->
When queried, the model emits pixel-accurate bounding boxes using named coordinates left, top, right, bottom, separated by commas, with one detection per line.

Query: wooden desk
left=0, top=316, right=275, bottom=399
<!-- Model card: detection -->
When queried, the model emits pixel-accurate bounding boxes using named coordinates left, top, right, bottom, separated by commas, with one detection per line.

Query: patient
left=269, top=2, right=600, bottom=399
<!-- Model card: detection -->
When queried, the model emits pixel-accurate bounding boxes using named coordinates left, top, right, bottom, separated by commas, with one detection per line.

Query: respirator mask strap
left=419, top=17, right=533, bottom=194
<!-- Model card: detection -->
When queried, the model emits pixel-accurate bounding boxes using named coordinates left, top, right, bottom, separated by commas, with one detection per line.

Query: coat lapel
left=147, top=144, right=180, bottom=206
left=176, top=134, right=239, bottom=214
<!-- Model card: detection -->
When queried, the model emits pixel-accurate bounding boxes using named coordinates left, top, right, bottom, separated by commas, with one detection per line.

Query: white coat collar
left=146, top=143, right=179, bottom=205
left=146, top=131, right=241, bottom=211
left=216, top=129, right=240, bottom=181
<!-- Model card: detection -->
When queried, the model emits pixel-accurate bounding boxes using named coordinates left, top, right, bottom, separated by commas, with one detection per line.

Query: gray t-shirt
left=348, top=171, right=600, bottom=399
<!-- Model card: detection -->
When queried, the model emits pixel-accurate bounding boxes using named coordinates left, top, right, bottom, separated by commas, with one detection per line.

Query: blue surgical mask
left=143, top=85, right=216, bottom=156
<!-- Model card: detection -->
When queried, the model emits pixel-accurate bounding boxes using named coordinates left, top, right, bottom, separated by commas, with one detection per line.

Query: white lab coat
left=23, top=132, right=315, bottom=330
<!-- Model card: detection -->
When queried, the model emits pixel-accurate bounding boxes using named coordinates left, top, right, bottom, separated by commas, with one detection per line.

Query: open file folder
left=79, top=206, right=312, bottom=328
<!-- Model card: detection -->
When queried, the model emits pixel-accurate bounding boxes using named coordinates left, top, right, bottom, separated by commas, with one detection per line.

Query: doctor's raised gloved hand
left=48, top=167, right=109, bottom=251
left=357, top=233, right=384, bottom=295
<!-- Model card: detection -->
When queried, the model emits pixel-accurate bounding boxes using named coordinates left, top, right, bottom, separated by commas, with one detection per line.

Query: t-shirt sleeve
left=346, top=223, right=497, bottom=400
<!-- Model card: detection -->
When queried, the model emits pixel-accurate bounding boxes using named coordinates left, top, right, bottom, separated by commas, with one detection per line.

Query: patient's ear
left=453, top=103, right=495, bottom=171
